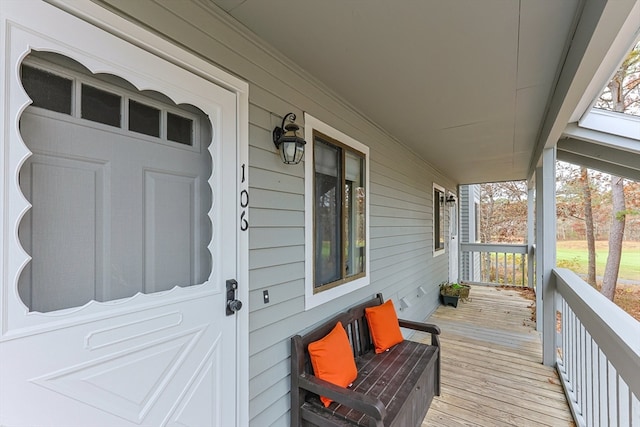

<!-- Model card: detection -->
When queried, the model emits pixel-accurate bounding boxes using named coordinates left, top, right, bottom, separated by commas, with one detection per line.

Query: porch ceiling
left=209, top=0, right=637, bottom=184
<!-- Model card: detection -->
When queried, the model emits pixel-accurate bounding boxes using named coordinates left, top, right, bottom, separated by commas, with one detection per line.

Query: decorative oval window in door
left=17, top=51, right=213, bottom=313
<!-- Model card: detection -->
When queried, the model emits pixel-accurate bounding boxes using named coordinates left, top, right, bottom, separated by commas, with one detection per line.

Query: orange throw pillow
left=365, top=299, right=404, bottom=353
left=308, top=321, right=358, bottom=407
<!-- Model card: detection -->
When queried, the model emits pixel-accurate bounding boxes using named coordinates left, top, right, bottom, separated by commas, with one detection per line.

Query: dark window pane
left=81, top=84, right=121, bottom=127
left=167, top=112, right=193, bottom=145
left=129, top=100, right=160, bottom=138
left=314, top=140, right=342, bottom=288
left=21, top=65, right=72, bottom=114
left=345, top=151, right=365, bottom=278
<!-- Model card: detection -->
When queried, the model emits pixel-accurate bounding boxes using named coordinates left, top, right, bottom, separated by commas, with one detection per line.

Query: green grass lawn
left=556, top=241, right=640, bottom=282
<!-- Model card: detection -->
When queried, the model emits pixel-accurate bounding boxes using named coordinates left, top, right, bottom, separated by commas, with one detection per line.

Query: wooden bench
left=291, top=293, right=441, bottom=427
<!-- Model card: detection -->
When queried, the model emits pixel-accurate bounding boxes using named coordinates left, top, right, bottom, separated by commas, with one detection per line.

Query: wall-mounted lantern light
left=273, top=112, right=306, bottom=165
left=446, top=193, right=457, bottom=205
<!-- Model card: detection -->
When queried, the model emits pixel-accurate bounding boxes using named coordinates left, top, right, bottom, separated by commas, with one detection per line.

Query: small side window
left=81, top=84, right=121, bottom=127
left=21, top=65, right=72, bottom=115
left=129, top=100, right=160, bottom=137
left=167, top=112, right=193, bottom=145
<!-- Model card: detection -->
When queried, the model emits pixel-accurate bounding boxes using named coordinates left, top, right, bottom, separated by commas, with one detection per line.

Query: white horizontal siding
left=94, top=1, right=456, bottom=425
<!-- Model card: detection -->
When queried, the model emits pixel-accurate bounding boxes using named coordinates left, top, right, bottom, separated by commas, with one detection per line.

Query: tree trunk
left=607, top=79, right=625, bottom=112
left=601, top=176, right=626, bottom=301
left=581, top=167, right=597, bottom=287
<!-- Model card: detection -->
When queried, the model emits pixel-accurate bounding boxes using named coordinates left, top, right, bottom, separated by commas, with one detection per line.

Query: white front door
left=449, top=199, right=459, bottom=283
left=1, top=2, right=242, bottom=426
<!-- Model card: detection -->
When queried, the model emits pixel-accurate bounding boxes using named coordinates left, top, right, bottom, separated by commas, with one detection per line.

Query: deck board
left=415, top=285, right=575, bottom=427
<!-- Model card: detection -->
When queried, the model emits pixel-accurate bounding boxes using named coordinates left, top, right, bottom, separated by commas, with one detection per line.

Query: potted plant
left=439, top=282, right=471, bottom=308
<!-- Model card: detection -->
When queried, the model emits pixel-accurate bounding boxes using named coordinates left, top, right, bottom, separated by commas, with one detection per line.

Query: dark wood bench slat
left=354, top=342, right=422, bottom=399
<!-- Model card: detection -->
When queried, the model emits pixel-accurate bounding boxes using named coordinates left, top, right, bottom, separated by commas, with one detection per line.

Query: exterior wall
left=95, top=1, right=455, bottom=425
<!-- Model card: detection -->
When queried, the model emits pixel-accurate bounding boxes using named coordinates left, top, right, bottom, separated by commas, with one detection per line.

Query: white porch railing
left=553, top=268, right=640, bottom=427
left=460, top=243, right=530, bottom=287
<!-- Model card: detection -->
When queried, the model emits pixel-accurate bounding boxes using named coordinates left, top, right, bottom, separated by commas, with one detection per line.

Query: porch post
left=527, top=180, right=535, bottom=290
left=538, top=148, right=557, bottom=366
left=535, top=171, right=543, bottom=333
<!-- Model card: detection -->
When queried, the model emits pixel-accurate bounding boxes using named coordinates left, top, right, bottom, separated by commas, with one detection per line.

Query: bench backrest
left=292, top=293, right=385, bottom=376
left=291, top=293, right=387, bottom=421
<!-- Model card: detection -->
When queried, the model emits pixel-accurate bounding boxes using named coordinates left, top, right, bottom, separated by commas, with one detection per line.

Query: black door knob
left=227, top=299, right=243, bottom=313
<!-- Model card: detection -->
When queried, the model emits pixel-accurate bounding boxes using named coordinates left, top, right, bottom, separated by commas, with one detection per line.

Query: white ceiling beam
left=563, top=122, right=640, bottom=152
left=557, top=150, right=640, bottom=181
left=558, top=121, right=640, bottom=180
left=558, top=137, right=640, bottom=170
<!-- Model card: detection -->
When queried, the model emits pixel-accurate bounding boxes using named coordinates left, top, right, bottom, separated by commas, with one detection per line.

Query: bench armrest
left=398, top=319, right=441, bottom=335
left=298, top=373, right=386, bottom=423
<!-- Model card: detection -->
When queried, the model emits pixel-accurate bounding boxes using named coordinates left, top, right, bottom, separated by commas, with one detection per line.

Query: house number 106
left=240, top=164, right=249, bottom=231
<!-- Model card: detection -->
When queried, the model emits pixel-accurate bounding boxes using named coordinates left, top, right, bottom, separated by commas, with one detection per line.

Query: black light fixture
left=273, top=112, right=306, bottom=165
left=446, top=193, right=457, bottom=205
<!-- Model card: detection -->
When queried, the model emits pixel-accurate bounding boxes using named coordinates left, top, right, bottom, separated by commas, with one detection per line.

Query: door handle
left=226, top=279, right=242, bottom=315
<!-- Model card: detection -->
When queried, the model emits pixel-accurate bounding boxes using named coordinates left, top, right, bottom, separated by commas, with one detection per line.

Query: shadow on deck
left=414, top=285, right=575, bottom=427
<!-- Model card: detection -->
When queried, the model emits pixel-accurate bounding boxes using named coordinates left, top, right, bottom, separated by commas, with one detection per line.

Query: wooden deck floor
left=415, top=285, right=575, bottom=427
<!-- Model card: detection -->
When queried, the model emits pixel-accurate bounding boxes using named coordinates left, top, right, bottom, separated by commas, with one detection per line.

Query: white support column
left=539, top=148, right=557, bottom=366
left=535, top=170, right=543, bottom=333
left=527, top=181, right=535, bottom=290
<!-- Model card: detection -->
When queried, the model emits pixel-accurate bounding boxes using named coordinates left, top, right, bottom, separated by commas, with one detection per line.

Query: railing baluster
left=505, top=252, right=509, bottom=284
left=591, top=337, right=599, bottom=426
left=600, top=349, right=608, bottom=426
left=620, top=379, right=631, bottom=427
left=617, top=369, right=621, bottom=427
left=493, top=251, right=497, bottom=282
left=571, top=310, right=579, bottom=400
left=632, top=391, right=639, bottom=427
left=493, top=252, right=500, bottom=283
left=583, top=328, right=590, bottom=423
left=580, top=323, right=584, bottom=416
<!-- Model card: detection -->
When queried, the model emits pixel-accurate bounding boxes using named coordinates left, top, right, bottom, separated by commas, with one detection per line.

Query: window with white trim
left=434, top=184, right=445, bottom=255
left=304, top=114, right=370, bottom=310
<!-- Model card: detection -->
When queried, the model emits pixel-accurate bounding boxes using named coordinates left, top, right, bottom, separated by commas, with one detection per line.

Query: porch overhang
left=529, top=0, right=640, bottom=179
